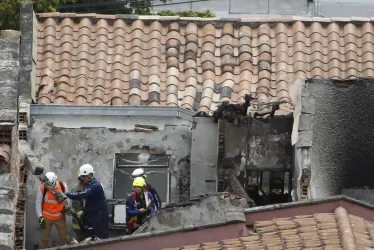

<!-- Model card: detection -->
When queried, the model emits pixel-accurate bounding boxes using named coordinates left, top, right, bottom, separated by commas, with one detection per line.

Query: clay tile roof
left=163, top=206, right=374, bottom=250
left=35, top=14, right=374, bottom=114
left=0, top=144, right=11, bottom=165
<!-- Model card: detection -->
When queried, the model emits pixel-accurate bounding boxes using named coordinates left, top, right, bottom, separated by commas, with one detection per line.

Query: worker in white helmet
left=65, top=164, right=109, bottom=240
left=35, top=172, right=69, bottom=249
left=131, top=168, right=162, bottom=209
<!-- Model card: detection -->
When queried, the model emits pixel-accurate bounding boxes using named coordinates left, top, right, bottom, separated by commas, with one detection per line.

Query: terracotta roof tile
left=162, top=207, right=374, bottom=250
left=35, top=15, right=374, bottom=112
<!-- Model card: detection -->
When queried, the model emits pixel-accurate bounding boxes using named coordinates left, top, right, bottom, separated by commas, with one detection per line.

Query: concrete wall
left=151, top=0, right=313, bottom=17
left=0, top=30, right=20, bottom=111
left=26, top=113, right=192, bottom=249
left=0, top=29, right=21, bottom=250
left=306, top=79, right=374, bottom=198
left=19, top=2, right=36, bottom=105
left=190, top=117, right=218, bottom=197
left=342, top=189, right=374, bottom=205
left=317, top=0, right=374, bottom=18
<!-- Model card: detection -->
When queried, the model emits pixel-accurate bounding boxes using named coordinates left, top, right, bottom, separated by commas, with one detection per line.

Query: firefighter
left=126, top=177, right=156, bottom=234
left=131, top=168, right=162, bottom=209
left=65, top=164, right=109, bottom=240
left=70, top=171, right=89, bottom=242
left=35, top=172, right=69, bottom=249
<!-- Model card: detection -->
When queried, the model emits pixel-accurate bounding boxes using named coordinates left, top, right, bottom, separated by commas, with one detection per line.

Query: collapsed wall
left=135, top=192, right=248, bottom=233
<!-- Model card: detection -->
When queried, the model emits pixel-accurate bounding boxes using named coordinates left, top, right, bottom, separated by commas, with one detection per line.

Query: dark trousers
left=84, top=210, right=109, bottom=239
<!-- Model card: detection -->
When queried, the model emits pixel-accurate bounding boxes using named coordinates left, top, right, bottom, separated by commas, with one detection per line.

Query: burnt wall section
left=221, top=116, right=293, bottom=172
left=293, top=84, right=316, bottom=201
left=306, top=79, right=374, bottom=198
left=26, top=114, right=192, bottom=249
left=190, top=117, right=218, bottom=197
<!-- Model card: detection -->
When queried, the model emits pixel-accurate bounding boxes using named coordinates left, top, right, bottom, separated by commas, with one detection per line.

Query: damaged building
left=0, top=1, right=373, bottom=249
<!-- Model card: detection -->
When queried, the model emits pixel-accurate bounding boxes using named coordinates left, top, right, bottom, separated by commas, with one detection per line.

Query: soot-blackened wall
left=307, top=79, right=374, bottom=197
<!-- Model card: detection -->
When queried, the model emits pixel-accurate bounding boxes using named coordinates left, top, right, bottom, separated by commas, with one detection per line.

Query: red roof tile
left=163, top=207, right=374, bottom=250
left=35, top=15, right=374, bottom=114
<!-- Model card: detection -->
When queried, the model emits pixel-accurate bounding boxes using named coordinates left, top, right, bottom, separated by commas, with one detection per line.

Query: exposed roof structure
left=35, top=14, right=374, bottom=114
left=165, top=206, right=374, bottom=250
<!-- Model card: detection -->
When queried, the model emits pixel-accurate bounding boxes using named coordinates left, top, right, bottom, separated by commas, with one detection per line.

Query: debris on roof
left=136, top=192, right=248, bottom=234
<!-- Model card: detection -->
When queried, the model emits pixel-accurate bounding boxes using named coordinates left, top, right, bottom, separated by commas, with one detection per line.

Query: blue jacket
left=65, top=178, right=108, bottom=212
left=146, top=183, right=162, bottom=209
left=126, top=191, right=155, bottom=229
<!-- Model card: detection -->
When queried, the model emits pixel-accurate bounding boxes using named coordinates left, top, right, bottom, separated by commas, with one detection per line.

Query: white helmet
left=131, top=168, right=146, bottom=179
left=78, top=164, right=95, bottom=177
left=45, top=172, right=57, bottom=188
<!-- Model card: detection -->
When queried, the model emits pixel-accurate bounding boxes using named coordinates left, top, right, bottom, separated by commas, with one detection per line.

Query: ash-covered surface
left=306, top=79, right=374, bottom=197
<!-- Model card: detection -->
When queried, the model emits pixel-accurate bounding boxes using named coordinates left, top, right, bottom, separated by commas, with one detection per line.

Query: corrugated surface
left=36, top=14, right=374, bottom=113
left=163, top=206, right=374, bottom=249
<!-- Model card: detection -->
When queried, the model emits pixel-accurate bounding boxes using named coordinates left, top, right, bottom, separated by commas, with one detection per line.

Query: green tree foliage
left=157, top=10, right=215, bottom=17
left=59, top=0, right=168, bottom=15
left=0, top=0, right=75, bottom=30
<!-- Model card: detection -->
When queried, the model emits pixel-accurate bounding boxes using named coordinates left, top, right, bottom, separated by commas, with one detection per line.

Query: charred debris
left=195, top=94, right=291, bottom=125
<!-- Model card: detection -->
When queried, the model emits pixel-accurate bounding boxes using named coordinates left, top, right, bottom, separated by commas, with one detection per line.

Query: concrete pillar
left=19, top=1, right=36, bottom=105
left=190, top=117, right=218, bottom=197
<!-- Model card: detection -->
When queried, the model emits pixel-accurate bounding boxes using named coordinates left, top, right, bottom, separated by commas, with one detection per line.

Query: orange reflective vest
left=40, top=182, right=66, bottom=220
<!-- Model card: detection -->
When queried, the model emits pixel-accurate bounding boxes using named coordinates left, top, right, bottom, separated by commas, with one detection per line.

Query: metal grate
left=18, top=112, right=27, bottom=124
left=0, top=127, right=12, bottom=146
left=300, top=184, right=309, bottom=200
left=217, top=133, right=226, bottom=192
left=19, top=130, right=27, bottom=141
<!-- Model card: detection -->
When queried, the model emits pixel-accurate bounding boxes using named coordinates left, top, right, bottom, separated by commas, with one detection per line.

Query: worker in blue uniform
left=131, top=168, right=162, bottom=209
left=126, top=177, right=156, bottom=234
left=65, top=164, right=109, bottom=240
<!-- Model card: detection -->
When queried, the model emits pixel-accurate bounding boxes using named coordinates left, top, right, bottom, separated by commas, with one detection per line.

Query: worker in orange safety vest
left=35, top=172, right=70, bottom=249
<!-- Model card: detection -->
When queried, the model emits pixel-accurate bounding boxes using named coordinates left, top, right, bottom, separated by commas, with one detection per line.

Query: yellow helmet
left=133, top=177, right=146, bottom=187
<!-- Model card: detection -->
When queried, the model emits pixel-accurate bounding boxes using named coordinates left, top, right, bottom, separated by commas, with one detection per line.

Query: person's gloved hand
left=39, top=217, right=45, bottom=228
left=139, top=208, right=147, bottom=213
left=76, top=210, right=83, bottom=218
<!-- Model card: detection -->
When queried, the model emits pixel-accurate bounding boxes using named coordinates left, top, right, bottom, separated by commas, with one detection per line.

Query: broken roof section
left=34, top=13, right=374, bottom=115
